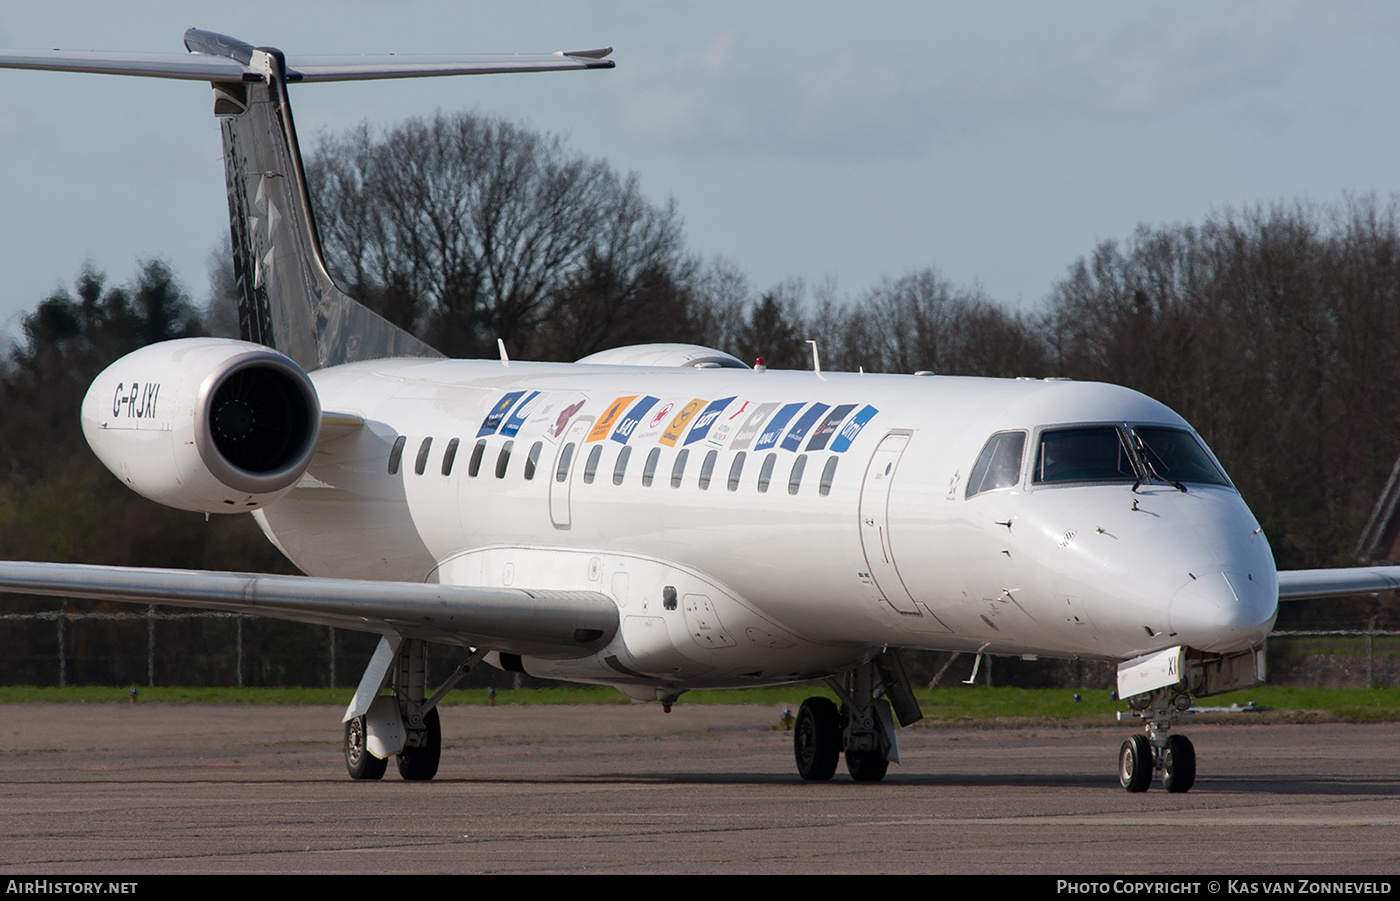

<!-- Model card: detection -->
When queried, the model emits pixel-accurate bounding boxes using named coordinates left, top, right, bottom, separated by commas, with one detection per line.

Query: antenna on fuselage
left=806, top=339, right=824, bottom=380
left=497, top=338, right=510, bottom=368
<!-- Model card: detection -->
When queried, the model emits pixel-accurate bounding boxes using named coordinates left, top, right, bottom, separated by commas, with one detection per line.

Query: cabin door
left=549, top=417, right=593, bottom=529
left=858, top=431, right=921, bottom=614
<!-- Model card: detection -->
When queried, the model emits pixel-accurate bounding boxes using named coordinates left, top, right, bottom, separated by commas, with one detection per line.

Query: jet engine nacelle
left=81, top=338, right=321, bottom=513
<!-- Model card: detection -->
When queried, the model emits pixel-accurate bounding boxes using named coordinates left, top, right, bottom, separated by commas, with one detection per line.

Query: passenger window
left=757, top=453, right=776, bottom=493
left=642, top=447, right=661, bottom=487
left=966, top=431, right=1027, bottom=498
left=495, top=440, right=513, bottom=479
left=441, top=438, right=460, bottom=476
left=698, top=450, right=718, bottom=490
left=583, top=444, right=603, bottom=484
left=819, top=456, right=838, bottom=496
left=671, top=449, right=690, bottom=488
left=524, top=441, right=542, bottom=480
left=727, top=451, right=746, bottom=491
left=468, top=439, right=487, bottom=478
left=613, top=446, right=632, bottom=485
left=555, top=442, right=575, bottom=482
left=414, top=437, right=433, bottom=475
left=388, top=435, right=407, bottom=475
left=788, top=454, right=807, bottom=495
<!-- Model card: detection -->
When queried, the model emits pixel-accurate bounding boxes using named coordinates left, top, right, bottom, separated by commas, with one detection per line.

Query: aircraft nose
left=1168, top=571, right=1276, bottom=653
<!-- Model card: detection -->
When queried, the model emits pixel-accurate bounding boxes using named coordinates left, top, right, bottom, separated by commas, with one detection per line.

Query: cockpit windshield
left=1034, top=426, right=1137, bottom=484
left=1132, top=427, right=1232, bottom=487
left=1029, top=424, right=1232, bottom=489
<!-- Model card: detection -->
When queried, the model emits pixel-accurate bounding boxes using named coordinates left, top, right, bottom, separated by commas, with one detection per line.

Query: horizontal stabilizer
left=0, top=561, right=618, bottom=659
left=0, top=29, right=613, bottom=84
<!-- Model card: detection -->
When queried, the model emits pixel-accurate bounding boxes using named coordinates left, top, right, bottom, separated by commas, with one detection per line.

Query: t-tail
left=0, top=28, right=613, bottom=371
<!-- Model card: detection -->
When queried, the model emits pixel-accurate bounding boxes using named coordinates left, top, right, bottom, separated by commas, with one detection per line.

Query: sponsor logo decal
left=588, top=396, right=638, bottom=442
left=780, top=403, right=830, bottom=451
left=805, top=403, right=857, bottom=452
left=829, top=404, right=879, bottom=452
left=478, top=390, right=527, bottom=437
left=729, top=402, right=778, bottom=451
left=612, top=395, right=661, bottom=443
left=683, top=396, right=738, bottom=446
left=500, top=391, right=542, bottom=437
left=754, top=402, right=806, bottom=450
left=660, top=398, right=707, bottom=446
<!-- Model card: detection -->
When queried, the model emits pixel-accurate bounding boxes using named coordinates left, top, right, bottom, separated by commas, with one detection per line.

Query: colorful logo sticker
left=611, top=395, right=660, bottom=444
left=660, top=398, right=707, bottom=447
left=588, top=396, right=638, bottom=442
left=499, top=391, right=542, bottom=438
left=780, top=403, right=831, bottom=451
left=805, top=404, right=857, bottom=452
left=707, top=399, right=753, bottom=447
left=754, top=402, right=806, bottom=451
left=477, top=390, right=527, bottom=437
left=729, top=402, right=778, bottom=451
left=632, top=400, right=676, bottom=444
left=548, top=400, right=587, bottom=438
left=829, top=404, right=879, bottom=452
left=683, top=396, right=738, bottom=446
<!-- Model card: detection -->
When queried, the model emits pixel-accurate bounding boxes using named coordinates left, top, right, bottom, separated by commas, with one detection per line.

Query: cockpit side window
left=1034, top=426, right=1138, bottom=484
left=966, top=431, right=1027, bottom=499
left=1133, top=427, right=1232, bottom=487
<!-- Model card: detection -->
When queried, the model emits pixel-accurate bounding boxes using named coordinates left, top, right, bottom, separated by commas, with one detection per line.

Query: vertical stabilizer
left=204, top=36, right=443, bottom=371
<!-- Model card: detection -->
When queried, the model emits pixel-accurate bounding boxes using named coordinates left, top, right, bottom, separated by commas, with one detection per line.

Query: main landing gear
left=794, top=650, right=923, bottom=783
left=343, top=636, right=481, bottom=782
left=1117, top=686, right=1196, bottom=793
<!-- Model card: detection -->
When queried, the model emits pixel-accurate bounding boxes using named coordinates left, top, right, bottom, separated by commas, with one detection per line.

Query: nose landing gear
left=1118, top=687, right=1195, bottom=793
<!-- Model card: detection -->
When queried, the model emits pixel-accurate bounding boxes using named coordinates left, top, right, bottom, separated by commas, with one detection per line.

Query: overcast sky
left=2, top=1, right=1398, bottom=344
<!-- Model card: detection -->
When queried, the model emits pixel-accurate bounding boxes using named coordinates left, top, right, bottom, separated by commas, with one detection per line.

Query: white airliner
left=1, top=30, right=1394, bottom=791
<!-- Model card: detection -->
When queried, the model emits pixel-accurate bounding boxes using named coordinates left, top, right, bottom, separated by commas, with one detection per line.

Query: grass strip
left=1, top=684, right=1396, bottom=723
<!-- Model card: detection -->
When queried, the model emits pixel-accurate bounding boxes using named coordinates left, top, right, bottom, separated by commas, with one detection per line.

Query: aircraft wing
left=1276, top=566, right=1400, bottom=600
left=0, top=561, right=616, bottom=659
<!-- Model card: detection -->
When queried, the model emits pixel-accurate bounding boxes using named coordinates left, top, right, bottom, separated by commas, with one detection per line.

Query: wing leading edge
left=0, top=562, right=617, bottom=659
left=1276, top=566, right=1400, bottom=601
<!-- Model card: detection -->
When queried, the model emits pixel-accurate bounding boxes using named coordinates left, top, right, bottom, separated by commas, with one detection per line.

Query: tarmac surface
left=0, top=702, right=1396, bottom=875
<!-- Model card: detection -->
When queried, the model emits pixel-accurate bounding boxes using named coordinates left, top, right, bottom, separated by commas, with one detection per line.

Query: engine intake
left=82, top=338, right=321, bottom=513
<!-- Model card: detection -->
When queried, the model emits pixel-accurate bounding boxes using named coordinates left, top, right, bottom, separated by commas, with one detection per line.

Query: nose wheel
left=1117, top=687, right=1196, bottom=793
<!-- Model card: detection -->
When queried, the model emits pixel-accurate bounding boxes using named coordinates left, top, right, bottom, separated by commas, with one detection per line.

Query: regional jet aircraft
left=1, top=30, right=1393, bottom=791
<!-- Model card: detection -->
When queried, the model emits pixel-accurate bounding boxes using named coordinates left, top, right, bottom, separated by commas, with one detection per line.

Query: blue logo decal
left=612, top=395, right=660, bottom=443
left=683, top=396, right=737, bottom=446
left=478, top=390, right=527, bottom=437
left=780, top=403, right=830, bottom=452
left=805, top=404, right=857, bottom=452
left=754, top=403, right=805, bottom=450
left=829, top=405, right=879, bottom=452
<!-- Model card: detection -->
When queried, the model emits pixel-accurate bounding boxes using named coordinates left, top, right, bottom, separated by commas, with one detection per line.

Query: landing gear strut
left=342, top=636, right=481, bottom=782
left=1118, top=686, right=1196, bottom=793
left=794, top=650, right=922, bottom=782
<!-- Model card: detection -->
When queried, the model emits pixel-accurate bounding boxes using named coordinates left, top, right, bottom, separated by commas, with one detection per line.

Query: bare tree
left=307, top=113, right=696, bottom=360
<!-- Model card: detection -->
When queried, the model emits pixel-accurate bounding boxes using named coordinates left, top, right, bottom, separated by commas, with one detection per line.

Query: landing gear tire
left=1119, top=733, right=1152, bottom=793
left=794, top=697, right=840, bottom=781
left=1162, top=733, right=1196, bottom=794
left=845, top=750, right=889, bottom=782
left=345, top=715, right=387, bottom=781
left=396, top=707, right=441, bottom=782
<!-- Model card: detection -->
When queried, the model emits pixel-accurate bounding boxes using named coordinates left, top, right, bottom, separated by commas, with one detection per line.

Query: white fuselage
left=253, top=359, right=1279, bottom=691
